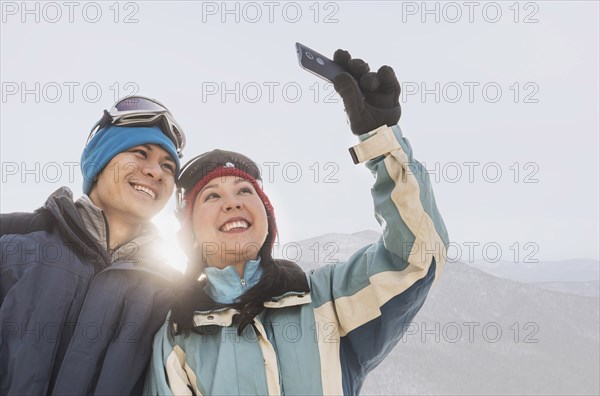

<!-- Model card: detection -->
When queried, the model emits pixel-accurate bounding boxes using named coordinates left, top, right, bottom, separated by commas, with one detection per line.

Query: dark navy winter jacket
left=0, top=187, right=176, bottom=395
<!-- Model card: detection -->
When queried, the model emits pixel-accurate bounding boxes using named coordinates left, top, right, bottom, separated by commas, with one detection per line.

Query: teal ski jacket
left=144, top=125, right=449, bottom=395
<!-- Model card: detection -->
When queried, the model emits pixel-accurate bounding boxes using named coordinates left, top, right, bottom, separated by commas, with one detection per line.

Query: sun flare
left=151, top=206, right=187, bottom=273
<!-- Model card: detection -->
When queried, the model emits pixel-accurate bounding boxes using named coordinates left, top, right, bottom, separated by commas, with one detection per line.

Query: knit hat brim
left=80, top=125, right=181, bottom=194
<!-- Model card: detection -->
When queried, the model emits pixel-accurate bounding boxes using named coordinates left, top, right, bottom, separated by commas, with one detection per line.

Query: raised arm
left=307, top=50, right=449, bottom=394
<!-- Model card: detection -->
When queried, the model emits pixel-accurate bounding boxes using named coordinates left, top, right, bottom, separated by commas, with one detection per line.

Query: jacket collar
left=44, top=187, right=111, bottom=270
left=74, top=194, right=106, bottom=246
left=43, top=187, right=177, bottom=281
left=203, top=259, right=263, bottom=304
left=74, top=194, right=163, bottom=265
left=170, top=259, right=311, bottom=330
left=192, top=292, right=312, bottom=327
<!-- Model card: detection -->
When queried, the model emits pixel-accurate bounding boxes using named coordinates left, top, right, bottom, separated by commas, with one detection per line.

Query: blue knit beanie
left=81, top=125, right=181, bottom=194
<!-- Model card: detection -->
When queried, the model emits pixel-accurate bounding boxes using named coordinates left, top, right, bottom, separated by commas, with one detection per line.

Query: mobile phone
left=295, top=42, right=346, bottom=83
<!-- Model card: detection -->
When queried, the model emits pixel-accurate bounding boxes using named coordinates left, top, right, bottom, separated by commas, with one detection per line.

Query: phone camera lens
left=316, top=58, right=325, bottom=65
left=305, top=51, right=314, bottom=60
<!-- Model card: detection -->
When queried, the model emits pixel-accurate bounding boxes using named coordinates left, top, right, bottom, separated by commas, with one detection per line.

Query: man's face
left=89, top=144, right=176, bottom=224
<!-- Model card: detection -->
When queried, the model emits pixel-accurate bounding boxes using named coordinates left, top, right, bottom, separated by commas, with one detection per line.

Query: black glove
left=332, top=49, right=401, bottom=136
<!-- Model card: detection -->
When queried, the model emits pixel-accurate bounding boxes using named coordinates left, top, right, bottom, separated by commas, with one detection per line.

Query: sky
left=1, top=1, right=598, bottom=270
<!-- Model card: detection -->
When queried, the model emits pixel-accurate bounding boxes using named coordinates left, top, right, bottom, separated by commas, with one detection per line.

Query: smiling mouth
left=220, top=220, right=250, bottom=232
left=131, top=183, right=156, bottom=200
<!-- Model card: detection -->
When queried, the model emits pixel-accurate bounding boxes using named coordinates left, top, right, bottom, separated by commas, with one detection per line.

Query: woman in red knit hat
left=145, top=49, right=449, bottom=395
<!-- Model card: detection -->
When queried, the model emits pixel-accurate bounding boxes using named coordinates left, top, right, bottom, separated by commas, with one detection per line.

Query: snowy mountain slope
left=288, top=232, right=600, bottom=395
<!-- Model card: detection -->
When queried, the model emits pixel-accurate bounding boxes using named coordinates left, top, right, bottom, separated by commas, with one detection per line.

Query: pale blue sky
left=1, top=1, right=598, bottom=267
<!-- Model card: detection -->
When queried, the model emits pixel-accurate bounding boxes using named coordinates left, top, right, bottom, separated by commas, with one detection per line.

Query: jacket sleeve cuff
left=348, top=125, right=402, bottom=164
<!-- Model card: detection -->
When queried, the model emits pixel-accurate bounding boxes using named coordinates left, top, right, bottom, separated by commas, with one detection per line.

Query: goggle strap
left=99, top=109, right=112, bottom=129
left=87, top=110, right=112, bottom=144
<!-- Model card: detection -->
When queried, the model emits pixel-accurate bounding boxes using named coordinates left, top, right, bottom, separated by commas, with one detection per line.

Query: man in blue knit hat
left=80, top=122, right=181, bottom=253
left=0, top=96, right=185, bottom=395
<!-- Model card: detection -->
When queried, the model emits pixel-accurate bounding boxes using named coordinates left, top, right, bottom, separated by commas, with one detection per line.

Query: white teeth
left=221, top=220, right=249, bottom=232
left=133, top=184, right=156, bottom=199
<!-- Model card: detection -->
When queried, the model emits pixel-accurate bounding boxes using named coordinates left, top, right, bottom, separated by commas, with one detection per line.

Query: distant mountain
left=465, top=258, right=600, bottom=297
left=290, top=231, right=600, bottom=297
left=530, top=280, right=599, bottom=297
left=290, top=232, right=600, bottom=395
left=350, top=230, right=382, bottom=241
left=276, top=230, right=381, bottom=271
left=467, top=258, right=600, bottom=283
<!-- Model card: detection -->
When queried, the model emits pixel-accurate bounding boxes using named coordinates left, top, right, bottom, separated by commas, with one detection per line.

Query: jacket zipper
left=240, top=278, right=246, bottom=289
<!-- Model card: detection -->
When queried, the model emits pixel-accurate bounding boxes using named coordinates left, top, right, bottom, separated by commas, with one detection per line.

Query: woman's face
left=191, top=175, right=269, bottom=270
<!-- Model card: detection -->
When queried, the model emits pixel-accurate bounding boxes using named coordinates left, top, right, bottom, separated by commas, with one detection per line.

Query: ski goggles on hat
left=174, top=149, right=263, bottom=219
left=87, top=95, right=186, bottom=158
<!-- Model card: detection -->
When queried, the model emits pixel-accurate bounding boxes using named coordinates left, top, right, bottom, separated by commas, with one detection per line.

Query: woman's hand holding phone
left=296, top=42, right=401, bottom=136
